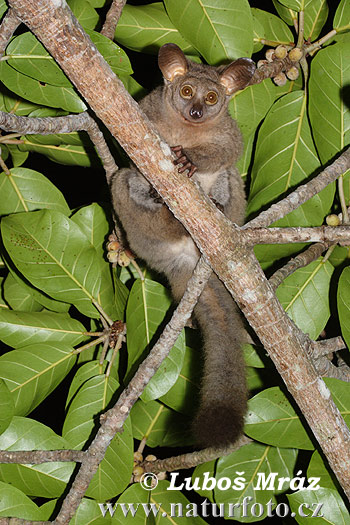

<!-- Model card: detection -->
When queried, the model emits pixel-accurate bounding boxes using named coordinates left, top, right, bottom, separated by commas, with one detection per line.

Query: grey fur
left=111, top=44, right=255, bottom=447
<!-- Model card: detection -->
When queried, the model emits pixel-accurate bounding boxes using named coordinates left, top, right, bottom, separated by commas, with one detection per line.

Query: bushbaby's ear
left=220, top=58, right=256, bottom=95
left=158, top=43, right=188, bottom=81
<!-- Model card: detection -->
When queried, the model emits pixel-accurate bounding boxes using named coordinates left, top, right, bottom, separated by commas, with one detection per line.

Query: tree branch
left=142, top=435, right=252, bottom=474
left=0, top=8, right=20, bottom=55
left=269, top=242, right=329, bottom=290
left=8, top=0, right=350, bottom=505
left=0, top=111, right=119, bottom=181
left=0, top=450, right=85, bottom=464
left=100, top=0, right=126, bottom=40
left=243, top=225, right=350, bottom=245
left=245, top=147, right=350, bottom=228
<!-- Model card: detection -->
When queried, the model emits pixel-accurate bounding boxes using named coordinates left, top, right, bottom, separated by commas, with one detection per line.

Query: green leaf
left=5, top=263, right=70, bottom=314
left=323, top=377, right=350, bottom=433
left=276, top=258, right=334, bottom=339
left=0, top=277, right=7, bottom=311
left=243, top=344, right=270, bottom=368
left=115, top=3, right=197, bottom=56
left=87, top=30, right=133, bottom=76
left=0, top=480, right=44, bottom=520
left=5, top=32, right=72, bottom=87
left=0, top=60, right=86, bottom=112
left=71, top=203, right=109, bottom=259
left=114, top=481, right=208, bottom=524
left=278, top=0, right=303, bottom=10
left=308, top=450, right=338, bottom=491
left=164, top=0, right=253, bottom=64
left=303, top=0, right=329, bottom=41
left=126, top=278, right=186, bottom=399
left=6, top=144, right=29, bottom=167
left=309, top=41, right=350, bottom=165
left=192, top=460, right=216, bottom=501
left=63, top=375, right=133, bottom=500
left=63, top=374, right=119, bottom=449
left=338, top=266, right=350, bottom=349
left=113, top=269, right=129, bottom=321
left=1, top=209, right=102, bottom=318
left=245, top=386, right=314, bottom=449
left=248, top=91, right=322, bottom=217
left=142, top=331, right=186, bottom=402
left=159, top=346, right=200, bottom=415
left=18, top=138, right=98, bottom=167
left=71, top=203, right=117, bottom=320
left=70, top=498, right=112, bottom=525
left=0, top=379, right=14, bottom=436
left=0, top=343, right=76, bottom=416
left=252, top=13, right=265, bottom=54
left=272, top=0, right=297, bottom=27
left=0, top=309, right=86, bottom=347
left=3, top=273, right=43, bottom=312
left=0, top=0, right=7, bottom=18
left=273, top=0, right=328, bottom=40
left=0, top=167, right=70, bottom=216
left=246, top=366, right=266, bottom=392
left=130, top=399, right=193, bottom=447
left=252, top=8, right=294, bottom=47
left=248, top=91, right=334, bottom=263
left=231, top=79, right=277, bottom=141
left=215, top=442, right=298, bottom=519
left=68, top=0, right=99, bottom=30
left=86, top=414, right=133, bottom=500
left=230, top=78, right=277, bottom=176
left=65, top=360, right=114, bottom=408
left=0, top=416, right=75, bottom=498
left=328, top=245, right=350, bottom=268
left=1, top=89, right=43, bottom=115
left=288, top=488, right=349, bottom=524
left=334, top=0, right=350, bottom=31
left=40, top=498, right=109, bottom=524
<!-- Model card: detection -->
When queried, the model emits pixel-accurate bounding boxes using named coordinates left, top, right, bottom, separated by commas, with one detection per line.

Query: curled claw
left=171, top=145, right=197, bottom=177
left=209, top=196, right=225, bottom=213
left=149, top=186, right=164, bottom=204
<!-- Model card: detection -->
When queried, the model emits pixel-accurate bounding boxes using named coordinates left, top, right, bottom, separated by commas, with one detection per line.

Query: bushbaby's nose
left=189, top=104, right=203, bottom=119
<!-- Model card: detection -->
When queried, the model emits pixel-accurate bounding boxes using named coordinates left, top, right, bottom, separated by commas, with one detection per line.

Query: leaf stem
left=92, top=299, right=114, bottom=326
left=338, top=175, right=350, bottom=224
left=296, top=10, right=304, bottom=49
left=73, top=334, right=107, bottom=355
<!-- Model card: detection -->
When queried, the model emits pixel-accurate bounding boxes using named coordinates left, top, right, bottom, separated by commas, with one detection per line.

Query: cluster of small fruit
left=257, top=45, right=303, bottom=86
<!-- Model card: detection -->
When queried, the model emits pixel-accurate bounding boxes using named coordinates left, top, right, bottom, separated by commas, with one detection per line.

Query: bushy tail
left=191, top=275, right=247, bottom=448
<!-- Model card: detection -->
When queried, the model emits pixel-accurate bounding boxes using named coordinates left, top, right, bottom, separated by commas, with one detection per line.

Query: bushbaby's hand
left=171, top=145, right=197, bottom=177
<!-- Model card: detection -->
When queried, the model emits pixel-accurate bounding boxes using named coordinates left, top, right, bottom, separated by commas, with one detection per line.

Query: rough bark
left=6, top=0, right=350, bottom=506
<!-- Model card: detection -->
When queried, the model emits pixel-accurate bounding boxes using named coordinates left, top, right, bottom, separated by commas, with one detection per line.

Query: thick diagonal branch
left=8, top=0, right=350, bottom=509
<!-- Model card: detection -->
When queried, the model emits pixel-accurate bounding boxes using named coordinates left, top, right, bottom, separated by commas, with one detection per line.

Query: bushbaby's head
left=158, top=43, right=255, bottom=124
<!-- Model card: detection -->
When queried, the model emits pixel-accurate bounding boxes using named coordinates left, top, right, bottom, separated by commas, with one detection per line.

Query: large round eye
left=205, top=91, right=218, bottom=105
left=180, top=85, right=194, bottom=99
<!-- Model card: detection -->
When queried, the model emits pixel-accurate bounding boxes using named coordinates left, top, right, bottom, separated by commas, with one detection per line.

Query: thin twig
left=269, top=242, right=329, bottom=290
left=242, top=225, right=350, bottom=246
left=315, top=358, right=350, bottom=382
left=0, top=111, right=119, bottom=181
left=245, top=148, right=350, bottom=229
left=296, top=10, right=304, bottom=49
left=310, top=337, right=346, bottom=358
left=100, top=0, right=126, bottom=40
left=0, top=450, right=85, bottom=464
left=142, top=435, right=252, bottom=474
left=0, top=8, right=21, bottom=57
